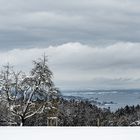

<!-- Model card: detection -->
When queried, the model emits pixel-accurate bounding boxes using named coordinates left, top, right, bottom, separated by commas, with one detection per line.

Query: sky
left=0, top=0, right=140, bottom=90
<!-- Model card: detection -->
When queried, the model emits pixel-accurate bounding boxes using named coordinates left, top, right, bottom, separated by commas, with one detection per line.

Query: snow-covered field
left=1, top=127, right=140, bottom=140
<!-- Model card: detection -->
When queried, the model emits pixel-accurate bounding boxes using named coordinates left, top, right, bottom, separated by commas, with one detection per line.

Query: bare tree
left=0, top=55, right=60, bottom=126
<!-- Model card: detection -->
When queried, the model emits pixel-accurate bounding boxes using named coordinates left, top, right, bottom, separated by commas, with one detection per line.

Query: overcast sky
left=0, top=0, right=140, bottom=90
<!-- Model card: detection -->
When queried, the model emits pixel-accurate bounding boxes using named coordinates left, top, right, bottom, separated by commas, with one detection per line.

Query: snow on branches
left=0, top=55, right=60, bottom=126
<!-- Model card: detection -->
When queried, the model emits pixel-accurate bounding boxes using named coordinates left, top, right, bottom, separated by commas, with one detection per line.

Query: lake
left=61, top=89, right=140, bottom=111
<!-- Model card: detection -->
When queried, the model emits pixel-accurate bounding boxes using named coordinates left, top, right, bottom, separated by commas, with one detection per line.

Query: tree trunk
left=20, top=117, right=25, bottom=126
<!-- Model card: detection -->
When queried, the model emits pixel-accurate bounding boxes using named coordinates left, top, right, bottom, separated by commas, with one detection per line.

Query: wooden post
left=47, top=117, right=58, bottom=126
left=97, top=118, right=100, bottom=127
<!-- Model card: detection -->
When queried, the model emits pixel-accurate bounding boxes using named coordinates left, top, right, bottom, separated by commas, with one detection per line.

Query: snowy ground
left=1, top=127, right=140, bottom=140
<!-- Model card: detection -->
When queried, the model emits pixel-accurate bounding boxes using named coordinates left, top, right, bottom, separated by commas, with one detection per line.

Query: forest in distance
left=0, top=55, right=140, bottom=126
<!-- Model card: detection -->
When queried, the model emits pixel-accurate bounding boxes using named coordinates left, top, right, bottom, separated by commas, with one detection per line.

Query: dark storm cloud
left=0, top=0, right=140, bottom=49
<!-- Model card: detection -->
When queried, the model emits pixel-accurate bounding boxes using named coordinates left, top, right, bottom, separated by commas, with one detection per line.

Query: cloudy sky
left=0, top=0, right=140, bottom=90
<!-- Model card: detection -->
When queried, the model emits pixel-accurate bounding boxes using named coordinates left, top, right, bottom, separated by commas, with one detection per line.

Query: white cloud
left=0, top=42, right=140, bottom=89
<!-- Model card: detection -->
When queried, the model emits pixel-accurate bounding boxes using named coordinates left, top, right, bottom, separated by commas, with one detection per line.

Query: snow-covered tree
left=0, top=55, right=60, bottom=126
